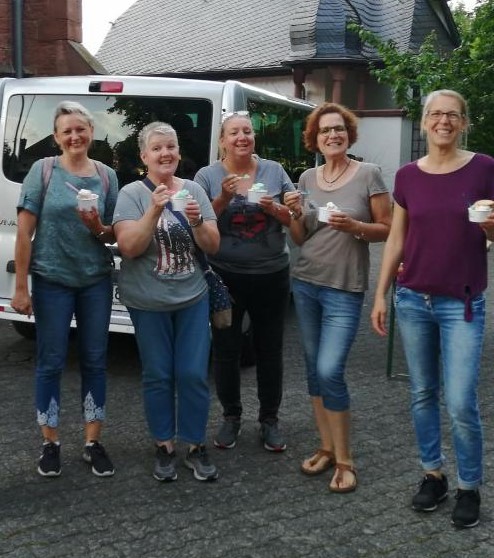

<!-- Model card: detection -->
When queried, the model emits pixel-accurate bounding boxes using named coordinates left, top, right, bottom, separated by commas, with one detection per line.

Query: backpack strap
left=41, top=156, right=110, bottom=199
left=93, top=160, right=110, bottom=194
left=41, top=156, right=57, bottom=200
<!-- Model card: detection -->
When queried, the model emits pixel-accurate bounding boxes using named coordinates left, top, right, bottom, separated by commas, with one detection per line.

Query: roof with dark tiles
left=96, top=0, right=459, bottom=75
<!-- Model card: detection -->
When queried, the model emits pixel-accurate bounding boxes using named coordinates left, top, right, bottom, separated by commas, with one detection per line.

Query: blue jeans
left=32, top=274, right=112, bottom=428
left=128, top=294, right=211, bottom=444
left=292, top=278, right=364, bottom=411
left=395, top=286, right=485, bottom=490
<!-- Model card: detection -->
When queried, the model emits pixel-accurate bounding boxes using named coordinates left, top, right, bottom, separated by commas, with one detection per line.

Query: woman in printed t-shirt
left=372, top=90, right=494, bottom=529
left=194, top=111, right=294, bottom=453
left=113, top=122, right=220, bottom=483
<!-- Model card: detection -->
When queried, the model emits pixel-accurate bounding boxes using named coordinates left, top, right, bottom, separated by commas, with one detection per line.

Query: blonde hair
left=53, top=101, right=94, bottom=131
left=420, top=89, right=469, bottom=132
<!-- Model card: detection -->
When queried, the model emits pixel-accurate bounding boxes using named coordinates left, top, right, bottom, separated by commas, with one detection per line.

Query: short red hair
left=304, top=102, right=359, bottom=152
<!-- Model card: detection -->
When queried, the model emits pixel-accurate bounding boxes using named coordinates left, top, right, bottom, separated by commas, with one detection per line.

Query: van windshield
left=2, top=94, right=213, bottom=186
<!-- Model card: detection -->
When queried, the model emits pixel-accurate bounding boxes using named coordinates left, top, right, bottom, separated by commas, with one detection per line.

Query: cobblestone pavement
left=0, top=244, right=493, bottom=558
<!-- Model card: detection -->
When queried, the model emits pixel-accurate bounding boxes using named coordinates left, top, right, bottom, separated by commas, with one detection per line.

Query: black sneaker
left=153, top=445, right=177, bottom=482
left=214, top=418, right=241, bottom=449
left=412, top=473, right=448, bottom=511
left=38, top=442, right=61, bottom=477
left=82, top=441, right=115, bottom=477
left=451, top=489, right=481, bottom=529
left=184, top=445, right=218, bottom=481
left=260, top=420, right=287, bottom=452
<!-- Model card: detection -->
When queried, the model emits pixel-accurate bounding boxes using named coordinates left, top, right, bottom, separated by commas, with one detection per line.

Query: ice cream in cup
left=468, top=199, right=494, bottom=223
left=77, top=189, right=99, bottom=211
left=171, top=188, right=193, bottom=212
left=247, top=182, right=268, bottom=203
left=318, top=201, right=339, bottom=223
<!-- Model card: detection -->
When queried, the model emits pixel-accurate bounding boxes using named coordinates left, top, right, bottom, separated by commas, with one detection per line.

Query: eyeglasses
left=426, top=110, right=464, bottom=122
left=318, top=125, right=347, bottom=136
left=221, top=110, right=250, bottom=123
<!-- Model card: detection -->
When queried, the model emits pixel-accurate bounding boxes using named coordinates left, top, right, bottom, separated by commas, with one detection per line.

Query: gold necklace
left=322, top=158, right=351, bottom=184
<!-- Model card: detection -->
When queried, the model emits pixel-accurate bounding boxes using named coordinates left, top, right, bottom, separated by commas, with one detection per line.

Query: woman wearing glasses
left=372, top=90, right=494, bottom=528
left=194, top=111, right=294, bottom=452
left=284, top=102, right=391, bottom=492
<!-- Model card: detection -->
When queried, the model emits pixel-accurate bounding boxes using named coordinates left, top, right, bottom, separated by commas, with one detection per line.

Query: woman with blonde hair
left=13, top=101, right=118, bottom=477
left=372, top=90, right=494, bottom=528
left=194, top=112, right=294, bottom=452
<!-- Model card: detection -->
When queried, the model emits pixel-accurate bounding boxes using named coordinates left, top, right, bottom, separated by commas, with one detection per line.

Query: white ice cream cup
left=171, top=197, right=190, bottom=212
left=318, top=206, right=337, bottom=223
left=247, top=189, right=267, bottom=204
left=77, top=193, right=98, bottom=211
left=468, top=206, right=492, bottom=223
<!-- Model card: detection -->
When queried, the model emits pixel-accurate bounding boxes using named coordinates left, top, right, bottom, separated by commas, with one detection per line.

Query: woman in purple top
left=372, top=90, right=494, bottom=529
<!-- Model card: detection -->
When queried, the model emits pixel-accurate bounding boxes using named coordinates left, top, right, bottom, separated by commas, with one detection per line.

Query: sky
left=81, top=0, right=481, bottom=56
left=82, top=0, right=136, bottom=55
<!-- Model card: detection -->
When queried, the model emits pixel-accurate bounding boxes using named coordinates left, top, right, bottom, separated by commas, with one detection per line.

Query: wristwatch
left=189, top=215, right=204, bottom=228
left=288, top=209, right=302, bottom=220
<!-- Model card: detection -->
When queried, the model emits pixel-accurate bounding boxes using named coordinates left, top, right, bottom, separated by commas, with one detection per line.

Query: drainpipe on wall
left=12, top=0, right=24, bottom=78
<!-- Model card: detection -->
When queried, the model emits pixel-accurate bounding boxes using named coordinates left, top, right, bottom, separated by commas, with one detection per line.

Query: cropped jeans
left=395, top=286, right=485, bottom=490
left=128, top=293, right=210, bottom=444
left=292, top=278, right=364, bottom=412
left=32, top=273, right=112, bottom=428
left=211, top=266, right=290, bottom=423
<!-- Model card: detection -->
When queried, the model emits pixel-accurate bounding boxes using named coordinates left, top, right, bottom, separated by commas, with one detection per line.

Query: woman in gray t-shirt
left=113, top=122, right=220, bottom=483
left=285, top=102, right=391, bottom=493
left=194, top=112, right=295, bottom=452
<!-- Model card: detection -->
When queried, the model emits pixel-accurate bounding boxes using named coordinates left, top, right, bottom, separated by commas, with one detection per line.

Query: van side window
left=2, top=95, right=213, bottom=187
left=246, top=99, right=315, bottom=183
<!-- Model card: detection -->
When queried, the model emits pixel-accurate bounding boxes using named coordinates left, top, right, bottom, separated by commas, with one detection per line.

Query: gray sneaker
left=184, top=445, right=218, bottom=481
left=260, top=421, right=287, bottom=452
left=153, top=445, right=177, bottom=482
left=214, top=418, right=241, bottom=449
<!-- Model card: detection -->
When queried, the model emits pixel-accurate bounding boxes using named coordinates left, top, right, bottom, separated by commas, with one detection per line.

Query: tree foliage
left=350, top=0, right=494, bottom=155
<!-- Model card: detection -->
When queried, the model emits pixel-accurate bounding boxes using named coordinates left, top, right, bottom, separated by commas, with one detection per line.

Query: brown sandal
left=329, top=462, right=357, bottom=493
left=300, top=449, right=336, bottom=476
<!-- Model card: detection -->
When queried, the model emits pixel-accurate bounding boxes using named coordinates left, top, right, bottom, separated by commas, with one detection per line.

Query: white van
left=0, top=75, right=315, bottom=337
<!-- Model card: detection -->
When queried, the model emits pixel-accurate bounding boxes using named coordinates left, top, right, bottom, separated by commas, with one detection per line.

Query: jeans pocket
left=394, top=285, right=409, bottom=306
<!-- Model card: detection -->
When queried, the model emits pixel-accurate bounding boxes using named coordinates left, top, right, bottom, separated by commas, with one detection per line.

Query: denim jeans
left=395, top=286, right=485, bottom=490
left=292, top=278, right=364, bottom=412
left=32, top=273, right=112, bottom=427
left=128, top=294, right=210, bottom=444
left=211, top=266, right=290, bottom=423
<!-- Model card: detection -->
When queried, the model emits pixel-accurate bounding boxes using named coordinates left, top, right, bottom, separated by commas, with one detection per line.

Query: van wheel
left=12, top=321, right=36, bottom=340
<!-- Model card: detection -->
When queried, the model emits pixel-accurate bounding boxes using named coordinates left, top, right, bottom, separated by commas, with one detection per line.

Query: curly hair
left=303, top=102, right=359, bottom=152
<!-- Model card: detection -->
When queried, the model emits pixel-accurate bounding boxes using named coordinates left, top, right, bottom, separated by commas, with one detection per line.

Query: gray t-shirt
left=112, top=179, right=216, bottom=311
left=194, top=158, right=295, bottom=274
left=17, top=158, right=118, bottom=288
left=292, top=163, right=389, bottom=292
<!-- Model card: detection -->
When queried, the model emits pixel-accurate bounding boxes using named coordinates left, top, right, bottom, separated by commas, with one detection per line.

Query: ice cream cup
left=318, top=206, right=337, bottom=223
left=468, top=206, right=492, bottom=223
left=247, top=189, right=267, bottom=204
left=171, top=197, right=189, bottom=212
left=77, top=194, right=98, bottom=212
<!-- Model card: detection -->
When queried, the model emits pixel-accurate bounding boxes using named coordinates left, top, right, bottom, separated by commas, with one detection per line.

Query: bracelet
left=94, top=229, right=106, bottom=239
left=289, top=209, right=303, bottom=221
left=353, top=221, right=365, bottom=240
left=189, top=215, right=204, bottom=228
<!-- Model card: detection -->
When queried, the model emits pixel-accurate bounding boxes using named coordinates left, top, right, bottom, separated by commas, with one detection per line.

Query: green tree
left=350, top=0, right=494, bottom=155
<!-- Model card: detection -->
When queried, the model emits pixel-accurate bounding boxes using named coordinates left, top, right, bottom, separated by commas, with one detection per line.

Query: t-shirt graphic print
left=154, top=216, right=195, bottom=277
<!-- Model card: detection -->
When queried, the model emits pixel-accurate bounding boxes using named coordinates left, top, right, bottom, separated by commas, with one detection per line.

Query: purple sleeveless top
left=394, top=153, right=494, bottom=320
